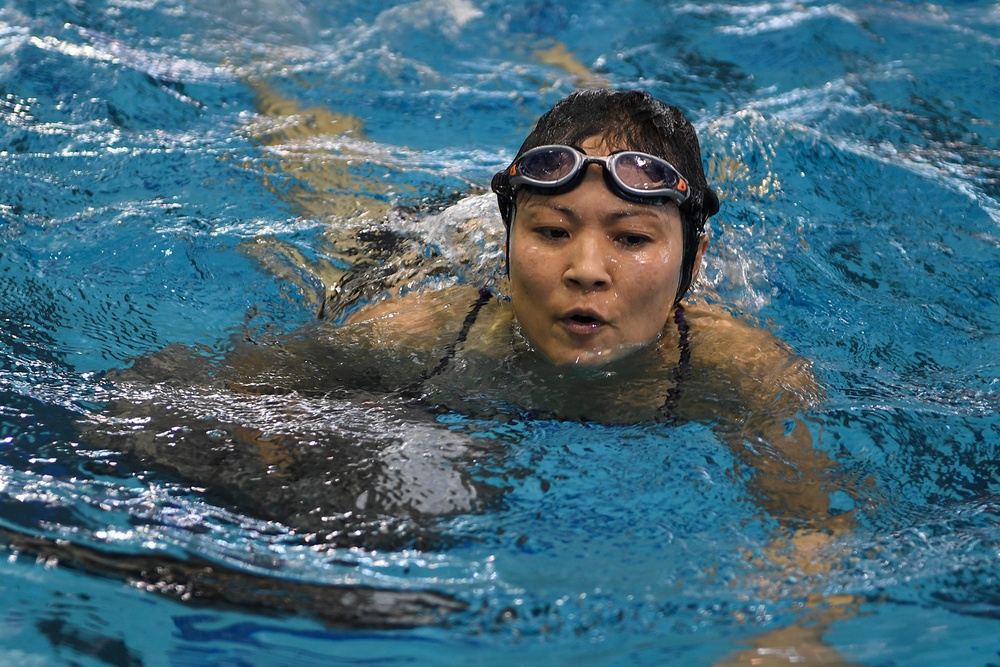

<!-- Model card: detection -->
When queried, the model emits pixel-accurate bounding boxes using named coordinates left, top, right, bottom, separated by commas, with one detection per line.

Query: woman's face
left=508, top=136, right=702, bottom=367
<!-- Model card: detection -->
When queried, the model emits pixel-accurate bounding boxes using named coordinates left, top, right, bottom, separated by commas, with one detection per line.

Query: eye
left=536, top=226, right=570, bottom=240
left=616, top=232, right=652, bottom=248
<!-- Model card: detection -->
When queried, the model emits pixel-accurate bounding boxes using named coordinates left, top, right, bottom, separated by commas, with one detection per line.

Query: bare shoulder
left=683, top=302, right=821, bottom=410
left=341, top=285, right=487, bottom=349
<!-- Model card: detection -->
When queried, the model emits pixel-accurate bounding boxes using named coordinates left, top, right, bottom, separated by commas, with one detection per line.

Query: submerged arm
left=684, top=304, right=863, bottom=665
left=683, top=303, right=851, bottom=532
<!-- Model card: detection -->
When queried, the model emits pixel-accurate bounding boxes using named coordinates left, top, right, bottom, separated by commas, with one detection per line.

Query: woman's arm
left=684, top=303, right=863, bottom=665
left=683, top=303, right=850, bottom=531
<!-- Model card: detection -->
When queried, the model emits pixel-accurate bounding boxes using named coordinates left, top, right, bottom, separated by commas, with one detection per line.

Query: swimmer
left=90, top=87, right=852, bottom=542
left=88, top=89, right=858, bottom=639
left=217, top=89, right=855, bottom=542
left=338, top=89, right=804, bottom=407
left=244, top=91, right=860, bottom=658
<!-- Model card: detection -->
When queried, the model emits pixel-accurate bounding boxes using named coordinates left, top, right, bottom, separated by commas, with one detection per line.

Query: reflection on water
left=1, top=0, right=999, bottom=664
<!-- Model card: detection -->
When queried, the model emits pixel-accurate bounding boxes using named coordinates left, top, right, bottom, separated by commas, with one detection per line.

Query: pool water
left=2, top=0, right=999, bottom=665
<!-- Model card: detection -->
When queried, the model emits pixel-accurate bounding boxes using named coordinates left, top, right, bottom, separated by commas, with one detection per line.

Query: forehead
left=572, top=132, right=679, bottom=171
left=579, top=134, right=622, bottom=156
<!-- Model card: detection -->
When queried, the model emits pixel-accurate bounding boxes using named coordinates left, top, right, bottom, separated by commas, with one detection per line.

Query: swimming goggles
left=504, top=144, right=690, bottom=206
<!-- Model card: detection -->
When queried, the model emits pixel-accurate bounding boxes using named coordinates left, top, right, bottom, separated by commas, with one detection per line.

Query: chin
left=544, top=346, right=633, bottom=369
left=545, top=337, right=664, bottom=370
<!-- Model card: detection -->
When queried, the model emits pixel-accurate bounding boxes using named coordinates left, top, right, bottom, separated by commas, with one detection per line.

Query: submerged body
left=83, top=90, right=853, bottom=652
left=214, top=276, right=835, bottom=529
left=101, top=89, right=836, bottom=541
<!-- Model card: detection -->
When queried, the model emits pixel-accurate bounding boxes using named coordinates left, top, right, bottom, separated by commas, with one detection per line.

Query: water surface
left=1, top=1, right=999, bottom=665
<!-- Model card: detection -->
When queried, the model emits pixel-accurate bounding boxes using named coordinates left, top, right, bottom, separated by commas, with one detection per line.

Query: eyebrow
left=541, top=201, right=664, bottom=222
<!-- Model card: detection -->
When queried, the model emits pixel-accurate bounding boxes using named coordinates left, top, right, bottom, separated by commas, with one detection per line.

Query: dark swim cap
left=491, top=89, right=720, bottom=304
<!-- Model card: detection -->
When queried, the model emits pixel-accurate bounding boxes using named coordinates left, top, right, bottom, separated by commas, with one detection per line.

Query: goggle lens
left=613, top=153, right=677, bottom=191
left=516, top=147, right=578, bottom=184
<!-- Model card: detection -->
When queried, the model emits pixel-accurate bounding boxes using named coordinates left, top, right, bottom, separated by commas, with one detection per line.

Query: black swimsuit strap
left=401, top=288, right=492, bottom=398
left=660, top=305, right=691, bottom=421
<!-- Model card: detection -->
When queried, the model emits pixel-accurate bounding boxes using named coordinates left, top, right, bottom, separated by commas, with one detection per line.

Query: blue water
left=2, top=0, right=1000, bottom=665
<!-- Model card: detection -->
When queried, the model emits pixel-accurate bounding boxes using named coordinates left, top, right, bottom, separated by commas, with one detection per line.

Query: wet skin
left=508, top=136, right=705, bottom=367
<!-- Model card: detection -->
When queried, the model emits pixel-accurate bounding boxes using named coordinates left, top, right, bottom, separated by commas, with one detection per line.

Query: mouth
left=560, top=310, right=608, bottom=335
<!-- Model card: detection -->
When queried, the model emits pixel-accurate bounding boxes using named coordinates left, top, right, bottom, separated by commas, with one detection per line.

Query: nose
left=563, top=233, right=612, bottom=291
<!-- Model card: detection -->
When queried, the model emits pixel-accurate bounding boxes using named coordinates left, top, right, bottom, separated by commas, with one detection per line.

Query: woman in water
left=225, top=89, right=839, bottom=525
left=179, top=88, right=846, bottom=545
left=78, top=89, right=856, bottom=646
left=236, top=90, right=818, bottom=425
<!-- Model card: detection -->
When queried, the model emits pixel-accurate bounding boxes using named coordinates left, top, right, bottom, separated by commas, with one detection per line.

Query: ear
left=689, top=233, right=709, bottom=280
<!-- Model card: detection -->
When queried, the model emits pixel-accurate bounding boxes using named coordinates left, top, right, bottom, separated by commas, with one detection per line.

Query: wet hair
left=491, top=89, right=720, bottom=303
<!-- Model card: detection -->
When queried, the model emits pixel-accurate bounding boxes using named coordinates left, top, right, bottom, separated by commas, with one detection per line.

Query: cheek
left=623, top=260, right=680, bottom=338
left=627, top=271, right=677, bottom=315
left=507, top=238, right=529, bottom=290
left=508, top=227, right=549, bottom=283
left=631, top=244, right=683, bottom=297
left=507, top=237, right=542, bottom=310
left=508, top=264, right=548, bottom=338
